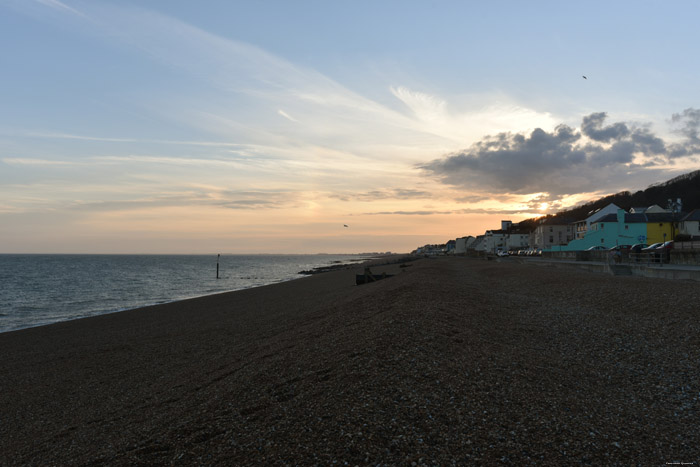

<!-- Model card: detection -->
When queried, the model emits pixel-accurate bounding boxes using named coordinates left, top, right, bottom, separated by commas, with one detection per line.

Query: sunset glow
left=2, top=1, right=700, bottom=253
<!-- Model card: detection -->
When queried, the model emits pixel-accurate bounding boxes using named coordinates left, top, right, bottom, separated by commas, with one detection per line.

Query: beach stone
left=1, top=257, right=699, bottom=465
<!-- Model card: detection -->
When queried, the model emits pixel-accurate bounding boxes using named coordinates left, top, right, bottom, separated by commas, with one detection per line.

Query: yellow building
left=645, top=213, right=678, bottom=244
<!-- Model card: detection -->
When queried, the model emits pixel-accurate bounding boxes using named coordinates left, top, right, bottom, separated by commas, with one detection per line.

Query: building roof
left=595, top=213, right=659, bottom=223
left=682, top=209, right=700, bottom=222
left=593, top=211, right=693, bottom=224
left=645, top=212, right=679, bottom=223
left=645, top=204, right=669, bottom=213
left=539, top=216, right=576, bottom=226
left=585, top=203, right=621, bottom=222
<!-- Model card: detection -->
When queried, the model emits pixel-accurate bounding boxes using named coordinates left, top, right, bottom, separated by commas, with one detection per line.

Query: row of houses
left=415, top=202, right=700, bottom=255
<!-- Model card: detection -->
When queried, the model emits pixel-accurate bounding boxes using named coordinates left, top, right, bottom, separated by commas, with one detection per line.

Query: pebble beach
left=1, top=257, right=699, bottom=465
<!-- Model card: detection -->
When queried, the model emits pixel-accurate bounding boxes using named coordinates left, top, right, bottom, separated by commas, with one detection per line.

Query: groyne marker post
left=217, top=254, right=220, bottom=279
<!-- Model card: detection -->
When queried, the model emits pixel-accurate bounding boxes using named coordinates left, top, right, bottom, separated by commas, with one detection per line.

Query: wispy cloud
left=15, top=130, right=258, bottom=148
left=34, top=0, right=85, bottom=17
left=9, top=2, right=569, bottom=210
left=364, top=207, right=535, bottom=216
left=22, top=131, right=138, bottom=143
left=66, top=3, right=559, bottom=166
left=330, top=188, right=432, bottom=202
left=277, top=110, right=299, bottom=123
left=2, top=157, right=77, bottom=166
left=391, top=86, right=446, bottom=123
left=62, top=188, right=301, bottom=212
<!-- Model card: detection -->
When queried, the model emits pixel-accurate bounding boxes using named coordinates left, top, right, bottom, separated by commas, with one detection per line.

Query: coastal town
left=414, top=201, right=700, bottom=261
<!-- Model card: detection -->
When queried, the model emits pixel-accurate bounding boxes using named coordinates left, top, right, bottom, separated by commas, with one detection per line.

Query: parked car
left=655, top=241, right=674, bottom=258
left=656, top=241, right=674, bottom=251
left=586, top=245, right=606, bottom=251
left=641, top=241, right=674, bottom=263
left=608, top=245, right=632, bottom=251
left=630, top=243, right=648, bottom=253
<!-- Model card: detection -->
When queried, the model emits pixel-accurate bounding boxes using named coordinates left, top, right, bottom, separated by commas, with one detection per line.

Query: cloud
left=581, top=112, right=630, bottom=142
left=669, top=108, right=700, bottom=157
left=390, top=86, right=446, bottom=122
left=277, top=110, right=299, bottom=123
left=364, top=207, right=535, bottom=216
left=63, top=188, right=299, bottom=213
left=524, top=193, right=564, bottom=212
left=420, top=123, right=587, bottom=194
left=212, top=190, right=299, bottom=210
left=364, top=210, right=451, bottom=216
left=672, top=108, right=700, bottom=143
left=420, top=110, right=700, bottom=202
left=35, top=0, right=85, bottom=17
left=2, top=157, right=77, bottom=166
left=84, top=4, right=419, bottom=138
left=331, top=188, right=432, bottom=202
left=22, top=131, right=138, bottom=143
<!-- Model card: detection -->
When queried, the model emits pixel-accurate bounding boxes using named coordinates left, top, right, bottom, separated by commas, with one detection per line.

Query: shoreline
left=2, top=257, right=698, bottom=464
left=0, top=269, right=329, bottom=336
left=1, top=254, right=388, bottom=335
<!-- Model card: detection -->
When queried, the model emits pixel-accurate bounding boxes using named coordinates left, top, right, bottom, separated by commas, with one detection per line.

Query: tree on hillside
left=518, top=170, right=700, bottom=230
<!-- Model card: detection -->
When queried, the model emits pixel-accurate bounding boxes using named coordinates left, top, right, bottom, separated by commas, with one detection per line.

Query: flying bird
left=582, top=75, right=587, bottom=79
left=343, top=224, right=349, bottom=228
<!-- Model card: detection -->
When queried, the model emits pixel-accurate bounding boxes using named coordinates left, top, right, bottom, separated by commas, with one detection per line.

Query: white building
left=532, top=223, right=575, bottom=249
left=573, top=203, right=621, bottom=239
left=453, top=236, right=476, bottom=254
left=680, top=209, right=700, bottom=238
left=484, top=229, right=507, bottom=254
left=505, top=231, right=530, bottom=251
left=470, top=235, right=486, bottom=252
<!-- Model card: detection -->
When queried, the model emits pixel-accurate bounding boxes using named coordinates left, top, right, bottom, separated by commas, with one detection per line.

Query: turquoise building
left=557, top=209, right=648, bottom=251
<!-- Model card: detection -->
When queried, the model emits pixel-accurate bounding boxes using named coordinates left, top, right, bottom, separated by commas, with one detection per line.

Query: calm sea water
left=0, top=254, right=369, bottom=333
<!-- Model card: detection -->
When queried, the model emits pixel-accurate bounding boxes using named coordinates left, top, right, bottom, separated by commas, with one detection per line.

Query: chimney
left=617, top=209, right=625, bottom=225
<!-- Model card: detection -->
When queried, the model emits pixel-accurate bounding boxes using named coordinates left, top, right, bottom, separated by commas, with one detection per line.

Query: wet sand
left=1, top=257, right=698, bottom=465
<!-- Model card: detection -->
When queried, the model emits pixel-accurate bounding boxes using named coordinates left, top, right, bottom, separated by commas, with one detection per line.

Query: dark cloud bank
left=421, top=109, right=700, bottom=200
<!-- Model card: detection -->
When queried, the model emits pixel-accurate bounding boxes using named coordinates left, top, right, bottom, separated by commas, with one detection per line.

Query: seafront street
left=1, top=257, right=698, bottom=465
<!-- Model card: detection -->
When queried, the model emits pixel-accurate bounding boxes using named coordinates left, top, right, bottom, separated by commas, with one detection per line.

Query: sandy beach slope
left=1, top=257, right=699, bottom=465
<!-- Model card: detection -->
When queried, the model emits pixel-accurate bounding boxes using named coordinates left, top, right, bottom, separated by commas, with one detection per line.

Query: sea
left=0, top=254, right=371, bottom=333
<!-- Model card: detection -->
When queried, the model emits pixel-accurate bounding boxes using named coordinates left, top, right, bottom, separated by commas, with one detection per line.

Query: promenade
left=515, top=255, right=700, bottom=281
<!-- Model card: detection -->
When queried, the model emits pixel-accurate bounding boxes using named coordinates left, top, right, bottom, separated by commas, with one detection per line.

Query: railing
left=627, top=251, right=671, bottom=266
left=674, top=240, right=700, bottom=250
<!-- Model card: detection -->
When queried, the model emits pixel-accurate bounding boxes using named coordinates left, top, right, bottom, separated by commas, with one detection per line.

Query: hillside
left=519, top=170, right=700, bottom=228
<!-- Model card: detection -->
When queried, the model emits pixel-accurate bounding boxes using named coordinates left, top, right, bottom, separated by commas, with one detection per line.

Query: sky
left=1, top=0, right=700, bottom=254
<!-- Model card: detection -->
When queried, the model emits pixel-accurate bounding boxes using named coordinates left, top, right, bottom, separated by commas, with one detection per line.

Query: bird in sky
left=582, top=75, right=587, bottom=79
left=343, top=224, right=349, bottom=228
